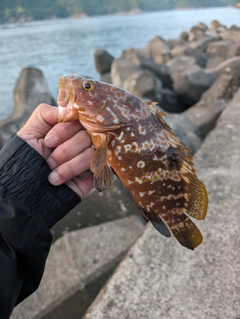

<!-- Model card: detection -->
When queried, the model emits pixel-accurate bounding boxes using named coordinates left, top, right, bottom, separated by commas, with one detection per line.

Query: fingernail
left=45, top=134, right=58, bottom=147
left=47, top=158, right=57, bottom=169
left=48, top=171, right=60, bottom=185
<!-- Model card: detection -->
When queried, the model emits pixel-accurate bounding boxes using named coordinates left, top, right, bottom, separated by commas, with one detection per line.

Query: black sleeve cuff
left=0, top=134, right=81, bottom=229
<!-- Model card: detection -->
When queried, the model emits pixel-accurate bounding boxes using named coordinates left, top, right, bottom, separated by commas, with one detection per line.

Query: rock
left=201, top=73, right=240, bottom=102
left=145, top=36, right=172, bottom=65
left=139, top=59, right=172, bottom=88
left=214, top=56, right=240, bottom=77
left=94, top=49, right=114, bottom=75
left=196, top=22, right=208, bottom=32
left=178, top=31, right=189, bottom=41
left=188, top=36, right=220, bottom=52
left=112, top=49, right=172, bottom=90
left=123, top=70, right=162, bottom=103
left=160, top=88, right=186, bottom=113
left=165, top=114, right=202, bottom=154
left=51, top=178, right=140, bottom=241
left=205, top=29, right=220, bottom=38
left=168, top=57, right=217, bottom=106
left=163, top=96, right=227, bottom=154
left=227, top=43, right=240, bottom=58
left=206, top=55, right=225, bottom=69
left=188, top=26, right=205, bottom=42
left=210, top=19, right=226, bottom=30
left=0, top=67, right=55, bottom=148
left=167, top=99, right=227, bottom=144
left=167, top=38, right=188, bottom=49
left=83, top=88, right=240, bottom=319
left=100, top=72, right=112, bottom=84
left=220, top=30, right=240, bottom=43
left=229, top=25, right=240, bottom=31
left=170, top=36, right=220, bottom=68
left=12, top=216, right=145, bottom=319
left=111, top=57, right=140, bottom=88
left=206, top=41, right=230, bottom=57
left=170, top=44, right=188, bottom=58
left=13, top=67, right=55, bottom=117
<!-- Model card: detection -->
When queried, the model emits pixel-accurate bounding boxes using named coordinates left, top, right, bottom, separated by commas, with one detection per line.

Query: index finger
left=45, top=120, right=84, bottom=148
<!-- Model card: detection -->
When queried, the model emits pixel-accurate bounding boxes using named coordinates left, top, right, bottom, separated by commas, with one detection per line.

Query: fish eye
left=83, top=80, right=96, bottom=91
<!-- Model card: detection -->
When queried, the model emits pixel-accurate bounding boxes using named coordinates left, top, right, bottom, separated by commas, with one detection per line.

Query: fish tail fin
left=169, top=217, right=203, bottom=250
left=148, top=208, right=203, bottom=249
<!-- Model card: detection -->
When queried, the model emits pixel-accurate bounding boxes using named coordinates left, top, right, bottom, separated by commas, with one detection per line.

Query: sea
left=0, top=6, right=239, bottom=120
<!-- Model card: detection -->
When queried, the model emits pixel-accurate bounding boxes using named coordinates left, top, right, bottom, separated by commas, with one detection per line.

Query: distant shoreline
left=0, top=5, right=236, bottom=26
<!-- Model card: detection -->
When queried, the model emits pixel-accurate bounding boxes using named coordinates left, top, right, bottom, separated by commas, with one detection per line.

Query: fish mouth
left=57, top=104, right=79, bottom=123
left=57, top=76, right=79, bottom=122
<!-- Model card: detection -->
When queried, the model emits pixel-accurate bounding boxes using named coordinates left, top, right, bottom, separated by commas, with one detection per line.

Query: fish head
left=57, top=75, right=139, bottom=131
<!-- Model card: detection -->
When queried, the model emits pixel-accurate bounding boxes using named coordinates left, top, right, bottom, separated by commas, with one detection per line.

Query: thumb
left=18, top=104, right=58, bottom=139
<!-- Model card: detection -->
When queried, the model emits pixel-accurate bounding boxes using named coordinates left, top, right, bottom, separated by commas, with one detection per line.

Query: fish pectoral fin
left=93, top=163, right=113, bottom=192
left=90, top=135, right=113, bottom=192
left=144, top=210, right=171, bottom=238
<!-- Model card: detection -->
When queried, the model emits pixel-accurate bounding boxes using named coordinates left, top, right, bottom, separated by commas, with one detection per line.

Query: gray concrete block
left=83, top=89, right=240, bottom=319
left=11, top=215, right=145, bottom=319
left=51, top=178, right=141, bottom=242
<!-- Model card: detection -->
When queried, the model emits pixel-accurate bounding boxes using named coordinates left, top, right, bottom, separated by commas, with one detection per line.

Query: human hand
left=17, top=103, right=94, bottom=198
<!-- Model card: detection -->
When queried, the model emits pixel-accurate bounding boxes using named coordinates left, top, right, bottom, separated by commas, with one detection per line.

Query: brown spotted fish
left=57, top=75, right=208, bottom=250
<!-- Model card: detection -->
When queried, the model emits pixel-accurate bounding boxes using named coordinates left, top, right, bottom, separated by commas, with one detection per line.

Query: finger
left=66, top=170, right=94, bottom=198
left=45, top=120, right=84, bottom=148
left=48, top=147, right=94, bottom=186
left=18, top=104, right=58, bottom=140
left=47, top=130, right=92, bottom=169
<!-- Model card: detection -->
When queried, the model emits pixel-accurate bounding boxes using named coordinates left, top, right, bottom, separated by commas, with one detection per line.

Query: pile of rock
left=94, top=19, right=240, bottom=153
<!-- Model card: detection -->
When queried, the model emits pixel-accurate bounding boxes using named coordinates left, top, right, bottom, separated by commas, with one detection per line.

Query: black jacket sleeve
left=0, top=134, right=81, bottom=318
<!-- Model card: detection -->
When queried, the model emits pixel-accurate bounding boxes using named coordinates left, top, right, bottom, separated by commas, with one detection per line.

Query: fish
left=57, top=75, right=208, bottom=250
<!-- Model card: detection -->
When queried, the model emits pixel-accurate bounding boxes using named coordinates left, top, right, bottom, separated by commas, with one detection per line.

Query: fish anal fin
left=90, top=133, right=113, bottom=192
left=144, top=210, right=171, bottom=238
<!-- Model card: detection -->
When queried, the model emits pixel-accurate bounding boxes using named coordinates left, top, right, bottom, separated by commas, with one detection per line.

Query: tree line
left=0, top=0, right=236, bottom=24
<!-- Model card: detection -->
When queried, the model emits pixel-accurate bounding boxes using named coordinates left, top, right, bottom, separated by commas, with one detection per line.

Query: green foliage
left=0, top=0, right=237, bottom=23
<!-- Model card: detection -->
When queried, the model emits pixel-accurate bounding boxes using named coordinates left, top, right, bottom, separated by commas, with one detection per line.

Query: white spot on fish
left=146, top=202, right=154, bottom=211
left=137, top=161, right=145, bottom=168
left=138, top=124, right=147, bottom=135
left=148, top=190, right=155, bottom=195
left=136, top=177, right=143, bottom=184
left=140, top=192, right=145, bottom=197
left=131, top=132, right=135, bottom=137
left=115, top=146, right=122, bottom=157
left=124, top=144, right=131, bottom=152
left=121, top=167, right=126, bottom=172
left=117, top=131, right=125, bottom=141
left=97, top=114, right=104, bottom=122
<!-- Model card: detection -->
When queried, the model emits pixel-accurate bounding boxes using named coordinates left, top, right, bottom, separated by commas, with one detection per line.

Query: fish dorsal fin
left=146, top=101, right=208, bottom=221
left=90, top=134, right=113, bottom=192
